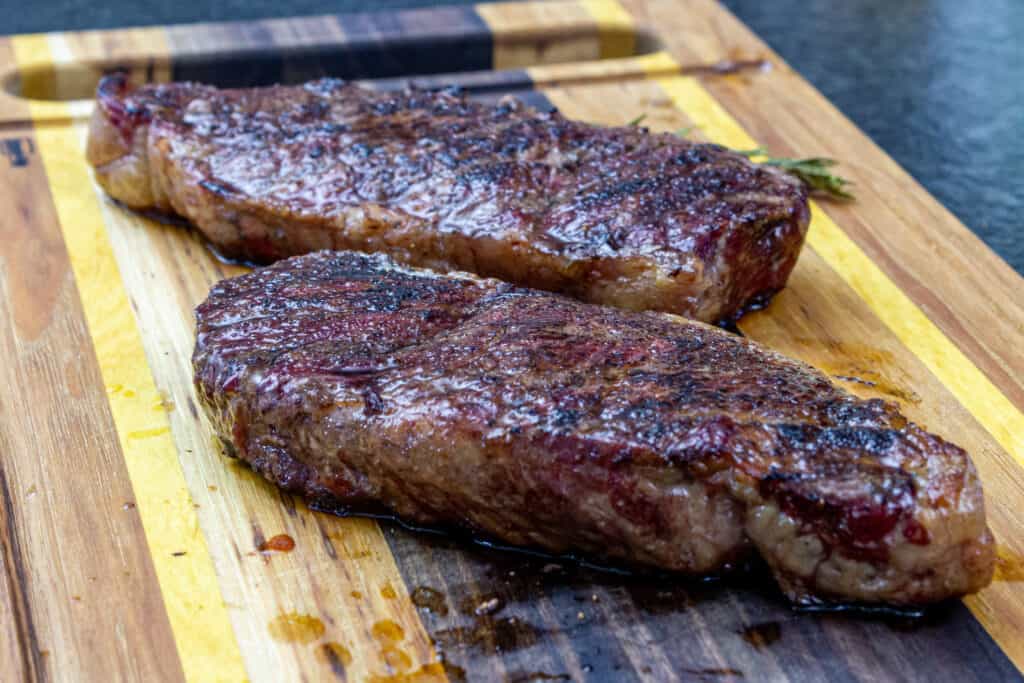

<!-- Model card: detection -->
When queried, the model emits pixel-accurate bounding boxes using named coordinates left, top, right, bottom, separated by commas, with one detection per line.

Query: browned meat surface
left=89, top=74, right=810, bottom=323
left=193, top=251, right=993, bottom=606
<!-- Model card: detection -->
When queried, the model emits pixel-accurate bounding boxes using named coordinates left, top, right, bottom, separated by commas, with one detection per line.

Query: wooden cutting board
left=3, top=1, right=1024, bottom=680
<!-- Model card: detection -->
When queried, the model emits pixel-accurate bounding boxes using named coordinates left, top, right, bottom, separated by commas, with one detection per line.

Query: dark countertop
left=2, top=0, right=1020, bottom=275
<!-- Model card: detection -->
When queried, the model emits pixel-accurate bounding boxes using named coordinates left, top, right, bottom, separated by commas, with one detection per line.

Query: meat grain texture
left=88, top=74, right=809, bottom=323
left=193, top=251, right=994, bottom=606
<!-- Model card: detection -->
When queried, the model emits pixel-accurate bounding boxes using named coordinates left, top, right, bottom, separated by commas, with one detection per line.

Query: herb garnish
left=736, top=148, right=854, bottom=199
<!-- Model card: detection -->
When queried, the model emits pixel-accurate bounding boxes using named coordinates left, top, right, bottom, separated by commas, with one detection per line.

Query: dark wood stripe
left=167, top=16, right=345, bottom=87
left=384, top=520, right=1022, bottom=682
left=167, top=7, right=491, bottom=88
left=0, top=78, right=184, bottom=680
left=335, top=7, right=492, bottom=79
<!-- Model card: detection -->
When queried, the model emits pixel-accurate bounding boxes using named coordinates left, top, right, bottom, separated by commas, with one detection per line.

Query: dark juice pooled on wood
left=740, top=621, right=781, bottom=650
left=432, top=616, right=541, bottom=656
left=410, top=586, right=449, bottom=616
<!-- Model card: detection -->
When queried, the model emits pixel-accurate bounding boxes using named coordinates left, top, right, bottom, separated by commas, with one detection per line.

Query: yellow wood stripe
left=580, top=0, right=635, bottom=58
left=11, top=34, right=248, bottom=683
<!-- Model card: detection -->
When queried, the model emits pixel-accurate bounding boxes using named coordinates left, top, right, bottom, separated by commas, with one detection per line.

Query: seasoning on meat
left=89, top=74, right=810, bottom=323
left=193, top=251, right=994, bottom=605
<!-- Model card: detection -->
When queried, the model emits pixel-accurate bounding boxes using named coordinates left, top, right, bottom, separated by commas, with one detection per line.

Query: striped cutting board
left=2, top=1, right=1023, bottom=680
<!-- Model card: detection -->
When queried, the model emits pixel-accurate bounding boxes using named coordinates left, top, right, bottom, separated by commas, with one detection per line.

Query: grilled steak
left=89, top=74, right=810, bottom=323
left=194, top=251, right=993, bottom=605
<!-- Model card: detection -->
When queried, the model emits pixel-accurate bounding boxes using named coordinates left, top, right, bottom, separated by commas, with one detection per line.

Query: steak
left=193, top=251, right=993, bottom=605
left=89, top=74, right=810, bottom=323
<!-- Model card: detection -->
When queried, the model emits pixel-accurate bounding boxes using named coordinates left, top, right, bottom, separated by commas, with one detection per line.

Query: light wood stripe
left=44, top=34, right=98, bottom=120
left=11, top=34, right=248, bottom=683
left=525, top=50, right=677, bottom=88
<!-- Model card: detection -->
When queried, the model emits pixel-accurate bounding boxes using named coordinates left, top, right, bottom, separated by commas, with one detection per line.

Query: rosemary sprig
left=736, top=148, right=854, bottom=199
left=627, top=113, right=647, bottom=126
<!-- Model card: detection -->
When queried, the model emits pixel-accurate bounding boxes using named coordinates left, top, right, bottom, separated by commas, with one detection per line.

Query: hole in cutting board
left=3, top=10, right=663, bottom=102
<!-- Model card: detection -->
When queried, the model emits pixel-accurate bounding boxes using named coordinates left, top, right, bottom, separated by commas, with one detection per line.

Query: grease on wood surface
left=410, top=586, right=449, bottom=616
left=366, top=619, right=446, bottom=680
left=268, top=613, right=326, bottom=644
left=372, top=619, right=406, bottom=644
left=433, top=616, right=542, bottom=656
left=995, top=547, right=1024, bottom=583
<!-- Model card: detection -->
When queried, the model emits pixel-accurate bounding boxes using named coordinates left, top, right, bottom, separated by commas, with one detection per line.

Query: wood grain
left=19, top=23, right=448, bottom=668
left=0, top=460, right=38, bottom=683
left=0, top=29, right=169, bottom=124
left=28, top=113, right=249, bottom=681
left=3, top=1, right=1024, bottom=680
left=92, top=195, right=444, bottom=681
left=0, top=41, right=183, bottom=683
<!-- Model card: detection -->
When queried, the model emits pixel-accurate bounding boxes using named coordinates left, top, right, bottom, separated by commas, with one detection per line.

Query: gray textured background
left=3, top=0, right=1021, bottom=274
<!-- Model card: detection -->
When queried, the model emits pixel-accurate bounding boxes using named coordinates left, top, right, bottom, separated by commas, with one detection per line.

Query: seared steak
left=89, top=74, right=809, bottom=323
left=193, top=251, right=993, bottom=605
